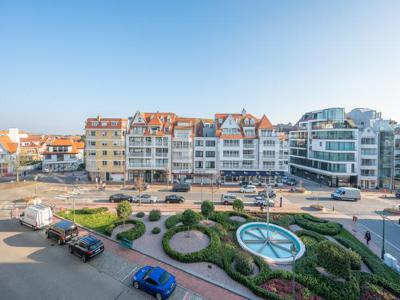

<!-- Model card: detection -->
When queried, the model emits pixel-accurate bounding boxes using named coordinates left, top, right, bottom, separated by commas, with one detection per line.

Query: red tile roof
left=0, top=136, right=18, bottom=153
left=85, top=117, right=127, bottom=129
left=258, top=115, right=273, bottom=129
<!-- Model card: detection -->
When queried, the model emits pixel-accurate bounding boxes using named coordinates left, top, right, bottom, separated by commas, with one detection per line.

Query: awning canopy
left=220, top=170, right=284, bottom=177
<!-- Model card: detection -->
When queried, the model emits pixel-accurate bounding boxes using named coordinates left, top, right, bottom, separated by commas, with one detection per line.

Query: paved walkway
left=55, top=216, right=247, bottom=300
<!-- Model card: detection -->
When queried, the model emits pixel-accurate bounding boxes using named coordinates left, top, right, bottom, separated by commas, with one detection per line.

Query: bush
left=347, top=248, right=362, bottom=270
left=136, top=212, right=145, bottom=218
left=234, top=250, right=254, bottom=276
left=233, top=199, right=244, bottom=212
left=182, top=209, right=202, bottom=227
left=316, top=240, right=351, bottom=279
left=310, top=204, right=324, bottom=211
left=165, top=213, right=182, bottom=229
left=152, top=227, right=161, bottom=234
left=77, top=207, right=108, bottom=214
left=294, top=214, right=342, bottom=235
left=115, top=219, right=146, bottom=241
left=201, top=200, right=215, bottom=218
left=149, top=209, right=161, bottom=221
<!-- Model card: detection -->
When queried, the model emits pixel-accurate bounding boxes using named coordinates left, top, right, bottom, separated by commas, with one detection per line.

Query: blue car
left=132, top=266, right=176, bottom=300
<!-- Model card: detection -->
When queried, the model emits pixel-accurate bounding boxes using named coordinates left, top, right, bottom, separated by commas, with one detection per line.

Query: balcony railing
left=128, top=152, right=152, bottom=158
left=128, top=163, right=168, bottom=168
left=243, top=144, right=255, bottom=149
left=129, top=142, right=153, bottom=147
left=243, top=154, right=255, bottom=159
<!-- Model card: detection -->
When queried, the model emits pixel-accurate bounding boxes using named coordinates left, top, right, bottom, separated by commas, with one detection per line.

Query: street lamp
left=380, top=212, right=387, bottom=259
left=34, top=175, right=38, bottom=198
left=291, top=243, right=297, bottom=300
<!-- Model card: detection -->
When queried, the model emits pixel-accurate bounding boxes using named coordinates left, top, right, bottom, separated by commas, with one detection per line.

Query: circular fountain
left=236, top=222, right=305, bottom=264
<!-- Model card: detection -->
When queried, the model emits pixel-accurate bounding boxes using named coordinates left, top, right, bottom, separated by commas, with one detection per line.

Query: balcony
left=128, top=163, right=167, bottom=169
left=243, top=154, right=255, bottom=159
left=155, top=153, right=169, bottom=158
left=129, top=142, right=153, bottom=147
left=128, top=152, right=152, bottom=158
left=243, top=144, right=255, bottom=149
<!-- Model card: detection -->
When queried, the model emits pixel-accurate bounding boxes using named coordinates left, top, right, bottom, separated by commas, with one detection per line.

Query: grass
left=58, top=210, right=118, bottom=235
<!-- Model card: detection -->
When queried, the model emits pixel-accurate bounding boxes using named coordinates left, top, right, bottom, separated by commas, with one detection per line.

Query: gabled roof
left=148, top=114, right=163, bottom=126
left=0, top=136, right=18, bottom=154
left=258, top=115, right=273, bottom=129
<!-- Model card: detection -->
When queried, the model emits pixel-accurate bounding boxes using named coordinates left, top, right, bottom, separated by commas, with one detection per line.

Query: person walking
left=364, top=231, right=371, bottom=245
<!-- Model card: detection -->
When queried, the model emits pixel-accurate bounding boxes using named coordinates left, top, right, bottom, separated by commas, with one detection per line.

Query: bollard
left=279, top=197, right=283, bottom=207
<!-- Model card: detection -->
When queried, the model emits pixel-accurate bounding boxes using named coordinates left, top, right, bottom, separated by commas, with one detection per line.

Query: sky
left=0, top=0, right=399, bottom=134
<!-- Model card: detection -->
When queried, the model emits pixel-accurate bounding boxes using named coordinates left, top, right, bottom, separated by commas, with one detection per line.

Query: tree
left=316, top=240, right=351, bottom=279
left=233, top=199, right=244, bottom=212
left=182, top=209, right=201, bottom=228
left=201, top=200, right=215, bottom=219
left=116, top=201, right=132, bottom=226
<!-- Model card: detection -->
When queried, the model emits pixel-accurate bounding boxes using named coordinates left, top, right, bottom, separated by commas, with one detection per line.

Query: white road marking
left=121, top=266, right=139, bottom=282
left=357, top=222, right=400, bottom=253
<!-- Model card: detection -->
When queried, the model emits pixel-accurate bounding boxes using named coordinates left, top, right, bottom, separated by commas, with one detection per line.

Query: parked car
left=286, top=178, right=297, bottom=186
left=221, top=193, right=241, bottom=205
left=67, top=235, right=104, bottom=263
left=396, top=189, right=400, bottom=199
left=165, top=194, right=185, bottom=203
left=240, top=185, right=257, bottom=193
left=133, top=194, right=158, bottom=203
left=45, top=220, right=78, bottom=245
left=42, top=168, right=50, bottom=173
left=331, top=187, right=361, bottom=201
left=172, top=183, right=191, bottom=192
left=255, top=196, right=275, bottom=207
left=274, top=181, right=284, bottom=187
left=19, top=204, right=52, bottom=230
left=109, top=194, right=133, bottom=203
left=132, top=266, right=176, bottom=300
left=258, top=189, right=276, bottom=199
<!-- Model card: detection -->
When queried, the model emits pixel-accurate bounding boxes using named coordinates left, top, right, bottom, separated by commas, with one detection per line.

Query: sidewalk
left=55, top=216, right=247, bottom=300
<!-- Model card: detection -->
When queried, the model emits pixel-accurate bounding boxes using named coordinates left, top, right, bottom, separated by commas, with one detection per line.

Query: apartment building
left=193, top=119, right=218, bottom=184
left=85, top=117, right=127, bottom=182
left=126, top=112, right=175, bottom=183
left=19, top=135, right=49, bottom=164
left=289, top=108, right=358, bottom=187
left=0, top=135, right=19, bottom=176
left=394, top=127, right=400, bottom=189
left=42, top=139, right=83, bottom=172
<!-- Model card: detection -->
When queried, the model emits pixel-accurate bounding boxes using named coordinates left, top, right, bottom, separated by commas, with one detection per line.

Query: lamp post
left=291, top=243, right=297, bottom=300
left=266, top=185, right=271, bottom=238
left=381, top=212, right=387, bottom=259
left=34, top=175, right=38, bottom=198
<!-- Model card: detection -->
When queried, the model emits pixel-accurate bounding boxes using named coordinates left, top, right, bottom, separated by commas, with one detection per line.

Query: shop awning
left=220, top=170, right=284, bottom=177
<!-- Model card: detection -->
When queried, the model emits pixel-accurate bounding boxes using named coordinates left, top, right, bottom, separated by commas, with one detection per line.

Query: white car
left=221, top=193, right=241, bottom=205
left=133, top=194, right=158, bottom=203
left=255, top=196, right=275, bottom=207
left=240, top=185, right=257, bottom=193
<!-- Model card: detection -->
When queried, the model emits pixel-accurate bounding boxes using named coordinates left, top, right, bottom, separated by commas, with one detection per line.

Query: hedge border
left=104, top=219, right=146, bottom=241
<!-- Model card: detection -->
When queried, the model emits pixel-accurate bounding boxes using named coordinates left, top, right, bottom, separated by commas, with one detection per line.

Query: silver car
left=133, top=194, right=158, bottom=203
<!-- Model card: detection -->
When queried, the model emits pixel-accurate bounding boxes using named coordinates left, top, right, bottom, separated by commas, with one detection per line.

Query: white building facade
left=42, top=139, right=83, bottom=172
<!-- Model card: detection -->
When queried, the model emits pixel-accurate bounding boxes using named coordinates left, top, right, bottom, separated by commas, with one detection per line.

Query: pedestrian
left=364, top=231, right=371, bottom=245
left=260, top=204, right=264, bottom=213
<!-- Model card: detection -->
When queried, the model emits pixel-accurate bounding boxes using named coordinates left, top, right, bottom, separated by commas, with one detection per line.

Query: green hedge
left=152, top=227, right=161, bottom=234
left=104, top=219, right=146, bottom=241
left=162, top=224, right=220, bottom=263
left=76, top=207, right=108, bottom=214
left=165, top=213, right=182, bottom=229
left=294, top=214, right=342, bottom=235
left=334, top=229, right=400, bottom=283
left=136, top=212, right=145, bottom=218
left=316, top=240, right=351, bottom=279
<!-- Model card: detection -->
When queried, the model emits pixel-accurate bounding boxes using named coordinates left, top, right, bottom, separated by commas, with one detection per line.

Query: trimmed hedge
left=162, top=224, right=220, bottom=263
left=104, top=219, right=146, bottom=241
left=149, top=209, right=161, bottom=221
left=316, top=240, right=351, bottom=279
left=152, top=227, right=161, bottom=234
left=234, top=250, right=254, bottom=276
left=165, top=213, right=182, bottom=229
left=77, top=207, right=108, bottom=214
left=294, top=214, right=342, bottom=235
left=136, top=212, right=145, bottom=218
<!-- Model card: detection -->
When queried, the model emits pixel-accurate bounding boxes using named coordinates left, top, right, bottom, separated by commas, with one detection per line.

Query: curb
left=54, top=214, right=252, bottom=300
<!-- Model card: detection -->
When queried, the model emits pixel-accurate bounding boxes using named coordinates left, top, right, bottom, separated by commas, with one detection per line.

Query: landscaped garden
left=58, top=200, right=400, bottom=300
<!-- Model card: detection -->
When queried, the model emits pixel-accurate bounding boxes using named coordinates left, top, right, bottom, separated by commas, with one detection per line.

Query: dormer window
left=101, top=122, right=107, bottom=127
left=111, top=121, right=118, bottom=126
left=250, top=118, right=255, bottom=125
left=219, top=118, right=223, bottom=124
left=244, top=118, right=249, bottom=125
left=92, top=121, right=99, bottom=126
left=160, top=117, right=164, bottom=122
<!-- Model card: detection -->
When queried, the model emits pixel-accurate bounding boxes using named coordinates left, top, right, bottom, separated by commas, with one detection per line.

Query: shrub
left=201, top=200, right=215, bottom=219
left=136, top=211, right=145, bottom=218
left=294, top=214, right=342, bottom=235
left=232, top=199, right=244, bottom=212
left=149, top=209, right=161, bottom=221
left=152, top=227, right=161, bottom=234
left=165, top=213, right=182, bottom=229
left=182, top=209, right=201, bottom=227
left=116, top=201, right=132, bottom=225
left=77, top=207, right=108, bottom=214
left=115, top=219, right=146, bottom=241
left=310, top=204, right=324, bottom=211
left=316, top=240, right=351, bottom=279
left=234, top=250, right=254, bottom=276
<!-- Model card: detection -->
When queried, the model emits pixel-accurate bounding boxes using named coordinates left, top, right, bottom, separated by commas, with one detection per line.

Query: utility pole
left=381, top=213, right=386, bottom=259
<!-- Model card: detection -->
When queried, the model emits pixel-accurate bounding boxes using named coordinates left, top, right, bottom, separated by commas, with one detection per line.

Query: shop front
left=220, top=170, right=285, bottom=185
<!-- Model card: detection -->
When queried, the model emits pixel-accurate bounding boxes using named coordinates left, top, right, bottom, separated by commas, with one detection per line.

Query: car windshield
left=158, top=271, right=171, bottom=285
left=142, top=194, right=150, bottom=198
left=89, top=242, right=102, bottom=250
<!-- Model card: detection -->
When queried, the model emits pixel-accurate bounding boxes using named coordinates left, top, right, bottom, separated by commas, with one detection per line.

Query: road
left=0, top=218, right=201, bottom=300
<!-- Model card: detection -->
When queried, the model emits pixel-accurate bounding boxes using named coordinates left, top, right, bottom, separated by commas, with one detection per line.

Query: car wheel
left=133, top=281, right=139, bottom=289
left=179, top=200, right=183, bottom=204
left=156, top=293, right=163, bottom=300
left=82, top=255, right=87, bottom=263
left=166, top=200, right=170, bottom=204
left=223, top=201, right=228, bottom=205
left=111, top=199, right=114, bottom=203
left=69, top=246, right=74, bottom=254
left=57, top=239, right=62, bottom=245
left=45, top=232, right=49, bottom=239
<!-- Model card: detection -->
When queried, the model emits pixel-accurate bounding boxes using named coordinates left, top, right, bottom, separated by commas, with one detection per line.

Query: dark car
left=172, top=183, right=191, bottom=192
left=286, top=179, right=297, bottom=186
left=396, top=189, right=400, bottom=199
left=45, top=220, right=78, bottom=245
left=109, top=193, right=133, bottom=203
left=67, top=235, right=104, bottom=263
left=165, top=194, right=185, bottom=204
left=133, top=266, right=176, bottom=300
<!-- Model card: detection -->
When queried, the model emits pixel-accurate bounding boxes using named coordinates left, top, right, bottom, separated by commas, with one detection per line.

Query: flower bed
left=260, top=278, right=324, bottom=300
left=105, top=219, right=146, bottom=241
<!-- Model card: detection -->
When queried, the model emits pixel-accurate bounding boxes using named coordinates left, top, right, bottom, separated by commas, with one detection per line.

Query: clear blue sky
left=1, top=0, right=399, bottom=134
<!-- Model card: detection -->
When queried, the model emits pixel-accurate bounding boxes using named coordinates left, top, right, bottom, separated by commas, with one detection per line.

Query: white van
left=20, top=205, right=53, bottom=230
left=331, top=187, right=361, bottom=201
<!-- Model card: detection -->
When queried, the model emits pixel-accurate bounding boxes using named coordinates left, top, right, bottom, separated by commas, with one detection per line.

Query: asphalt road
left=0, top=218, right=192, bottom=300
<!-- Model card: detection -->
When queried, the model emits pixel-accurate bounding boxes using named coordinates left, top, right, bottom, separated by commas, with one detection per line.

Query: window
left=113, top=150, right=122, bottom=156
left=113, top=161, right=121, bottom=166
left=361, top=138, right=376, bottom=145
left=102, top=150, right=107, bottom=156
left=205, top=140, right=215, bottom=147
left=102, top=161, right=107, bottom=166
left=101, top=142, right=107, bottom=146
left=222, top=161, right=240, bottom=168
left=223, top=150, right=239, bottom=157
left=114, top=131, right=120, bottom=136
left=89, top=141, right=96, bottom=146
left=263, top=140, right=275, bottom=147
left=361, top=148, right=377, bottom=155
left=195, top=140, right=203, bottom=147
left=101, top=131, right=107, bottom=137
left=223, top=139, right=240, bottom=147
left=45, top=154, right=51, bottom=160
left=195, top=151, right=203, bottom=157
left=111, top=121, right=118, bottom=126
left=91, top=121, right=99, bottom=126
left=263, top=161, right=275, bottom=169
left=90, top=131, right=96, bottom=136
left=195, top=161, right=203, bottom=168
left=101, top=122, right=107, bottom=127
left=205, top=151, right=215, bottom=157
left=205, top=161, right=215, bottom=168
